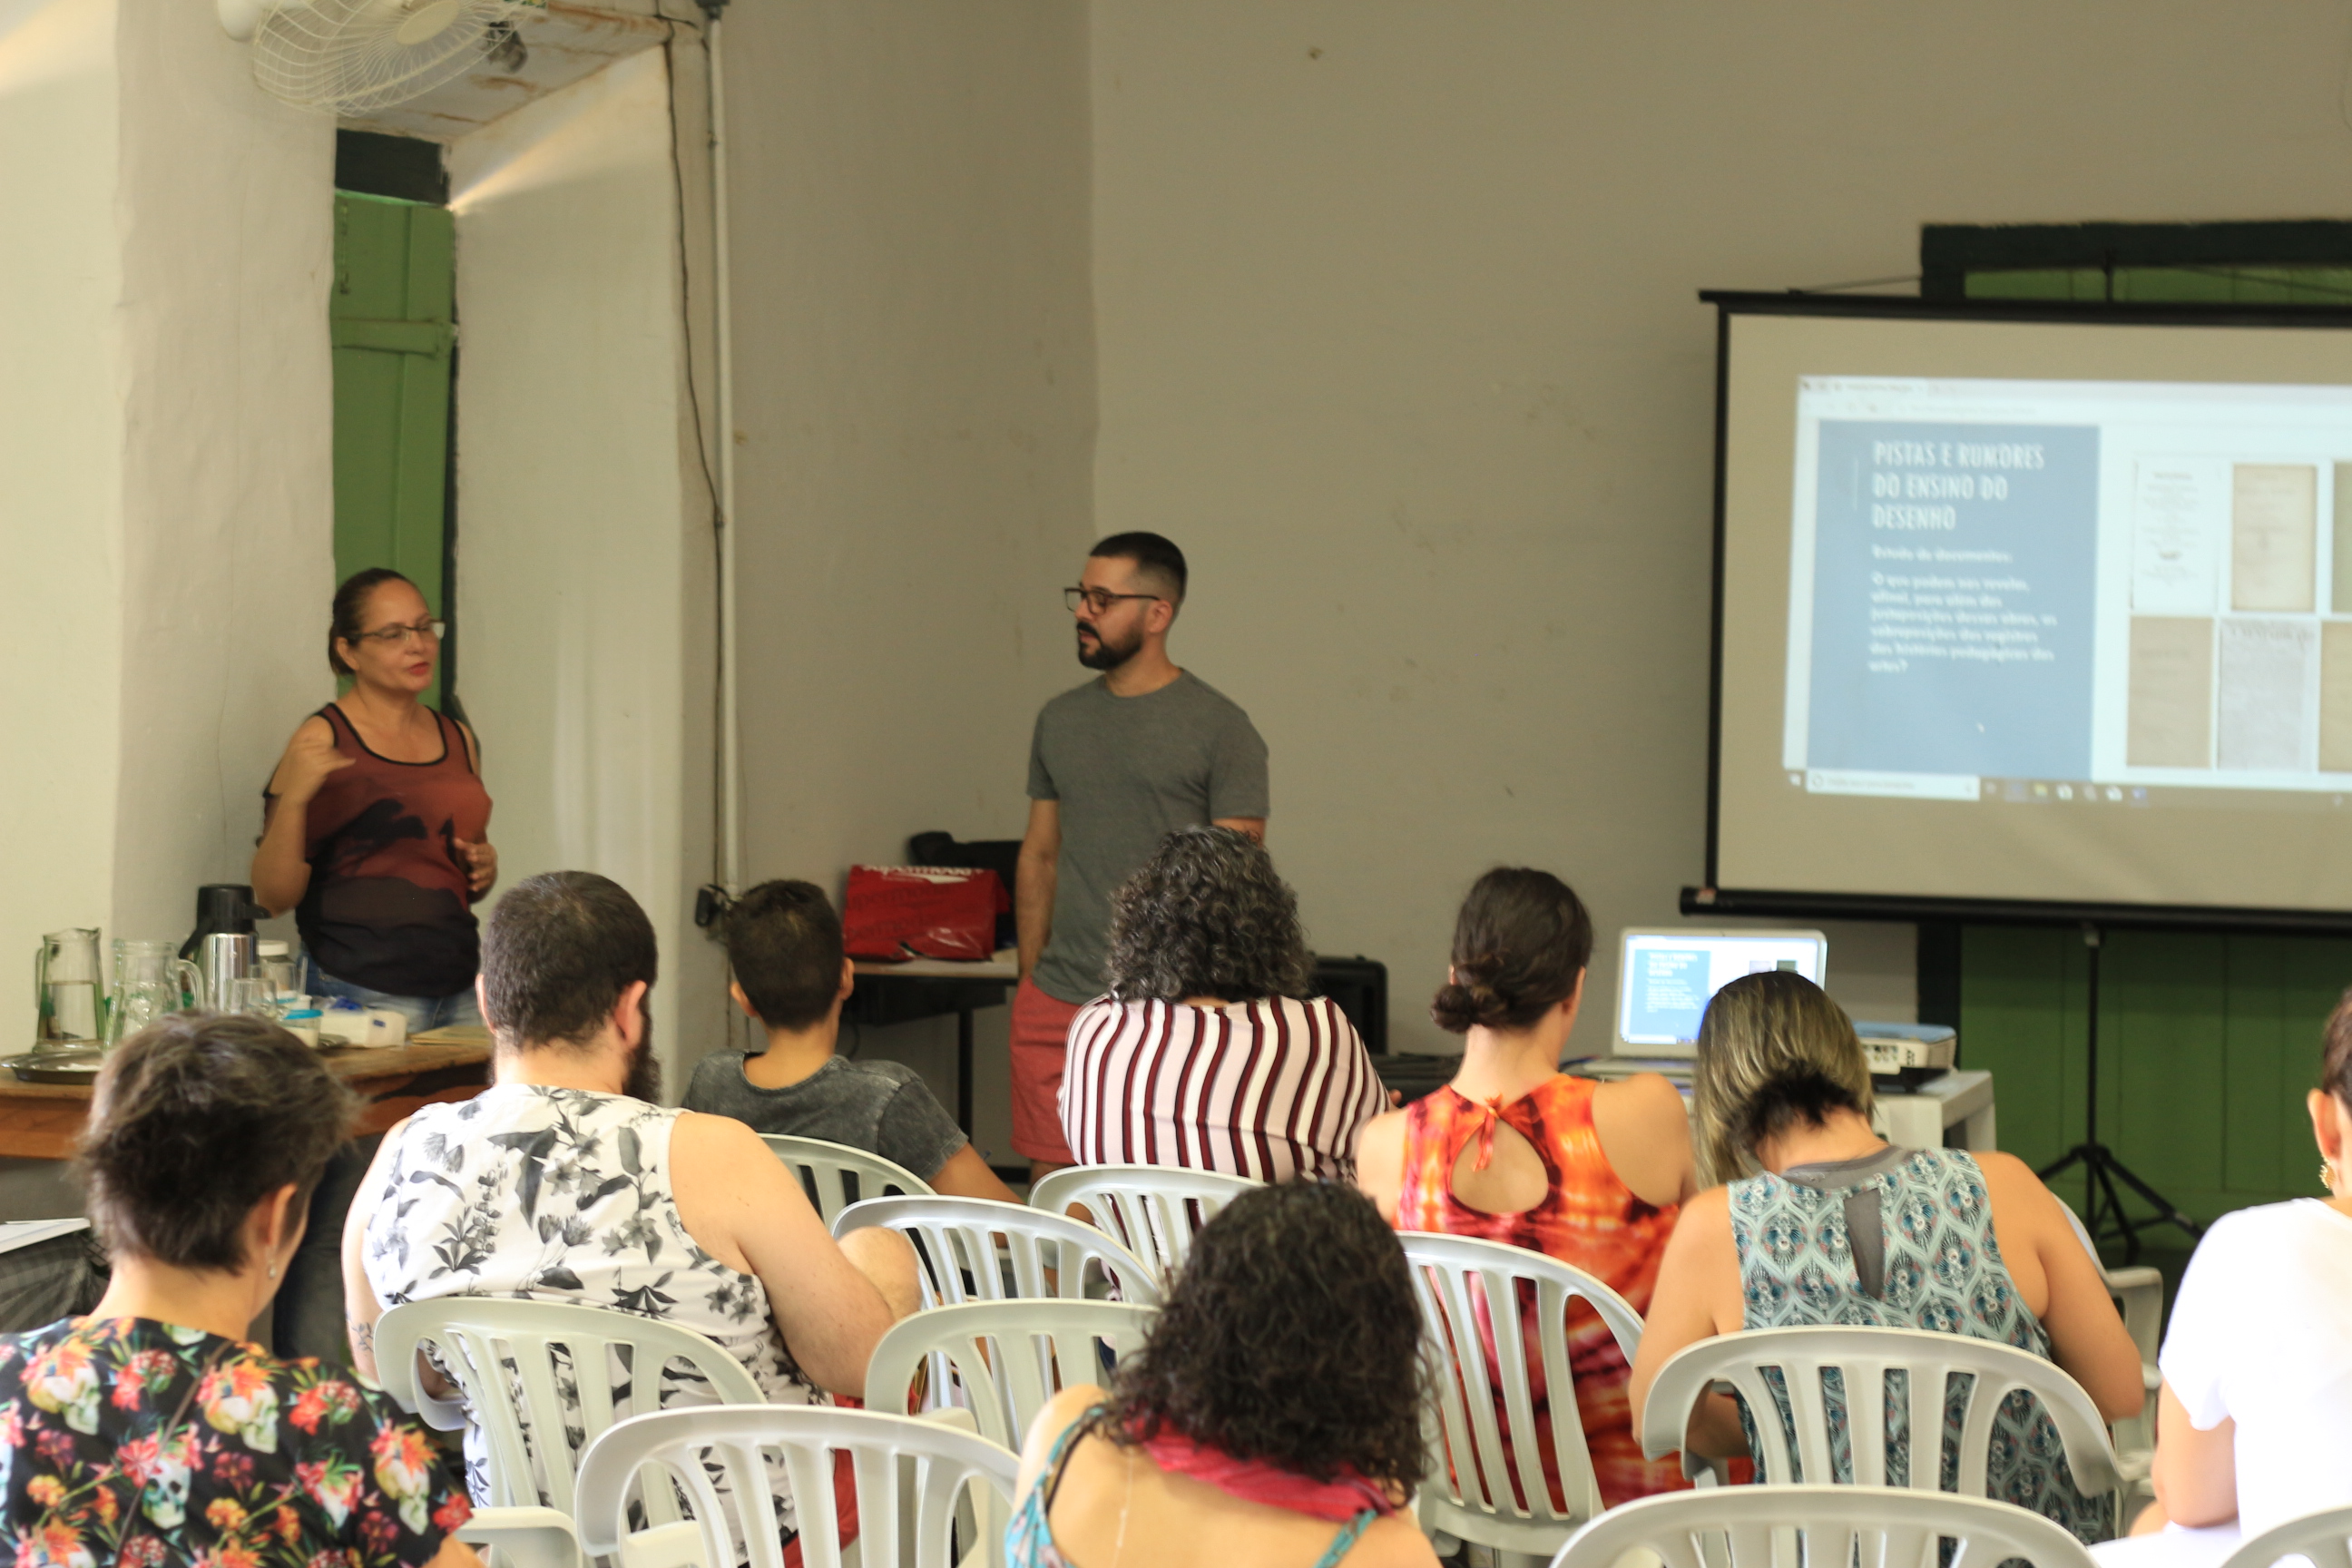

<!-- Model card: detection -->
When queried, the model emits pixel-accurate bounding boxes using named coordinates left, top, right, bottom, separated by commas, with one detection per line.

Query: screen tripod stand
left=2035, top=923, right=2203, bottom=1265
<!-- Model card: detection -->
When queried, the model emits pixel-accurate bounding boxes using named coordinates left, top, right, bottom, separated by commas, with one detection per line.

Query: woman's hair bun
left=1430, top=979, right=1511, bottom=1034
left=1430, top=871, right=1592, bottom=1035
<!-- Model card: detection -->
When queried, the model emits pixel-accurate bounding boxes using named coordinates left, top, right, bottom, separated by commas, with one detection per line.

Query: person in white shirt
left=2124, top=990, right=2352, bottom=1554
left=1059, top=826, right=1386, bottom=1182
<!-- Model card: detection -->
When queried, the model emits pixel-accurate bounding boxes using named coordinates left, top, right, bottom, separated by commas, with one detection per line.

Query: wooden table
left=0, top=1028, right=495, bottom=1161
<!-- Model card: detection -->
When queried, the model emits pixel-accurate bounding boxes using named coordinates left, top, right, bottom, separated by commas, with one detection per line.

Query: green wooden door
left=330, top=191, right=455, bottom=705
left=1946, top=250, right=2352, bottom=1230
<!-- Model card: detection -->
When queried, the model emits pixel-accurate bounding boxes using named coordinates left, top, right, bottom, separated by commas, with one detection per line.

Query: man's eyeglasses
left=1063, top=587, right=1161, bottom=615
left=354, top=619, right=446, bottom=647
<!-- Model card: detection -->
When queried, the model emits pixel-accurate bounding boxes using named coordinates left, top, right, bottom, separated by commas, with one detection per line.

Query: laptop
left=1610, top=926, right=1828, bottom=1063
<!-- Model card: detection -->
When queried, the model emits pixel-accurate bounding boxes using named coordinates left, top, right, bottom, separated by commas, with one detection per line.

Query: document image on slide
left=2230, top=464, right=2318, bottom=612
left=2132, top=460, right=2225, bottom=614
left=1798, top=419, right=2099, bottom=781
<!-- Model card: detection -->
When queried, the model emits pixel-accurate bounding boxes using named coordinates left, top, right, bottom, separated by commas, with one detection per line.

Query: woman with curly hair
left=0, top=1013, right=478, bottom=1568
left=1355, top=867, right=1694, bottom=1507
left=1007, top=1181, right=1437, bottom=1568
left=1058, top=826, right=1387, bottom=1181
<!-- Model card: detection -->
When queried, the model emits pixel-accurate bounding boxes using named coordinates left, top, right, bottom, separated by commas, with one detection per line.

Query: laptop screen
left=1614, top=927, right=1828, bottom=1054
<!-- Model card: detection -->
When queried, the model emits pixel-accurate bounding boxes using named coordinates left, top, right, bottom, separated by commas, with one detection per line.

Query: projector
left=1852, top=1022, right=1955, bottom=1091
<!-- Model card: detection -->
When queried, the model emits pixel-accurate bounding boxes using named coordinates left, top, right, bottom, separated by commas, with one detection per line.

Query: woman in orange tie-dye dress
left=1356, top=868, right=1693, bottom=1509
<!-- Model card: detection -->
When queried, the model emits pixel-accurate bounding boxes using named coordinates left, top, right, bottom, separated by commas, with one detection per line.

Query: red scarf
left=1132, top=1423, right=1398, bottom=1522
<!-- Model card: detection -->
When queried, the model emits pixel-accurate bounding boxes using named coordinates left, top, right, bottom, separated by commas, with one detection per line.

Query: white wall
left=720, top=1, right=1094, bottom=1153
left=1087, top=0, right=2352, bottom=1054
left=449, top=47, right=716, bottom=1083
left=0, top=0, right=331, bottom=974
left=0, top=0, right=123, bottom=984
left=109, top=0, right=338, bottom=947
left=0, top=0, right=332, bottom=1214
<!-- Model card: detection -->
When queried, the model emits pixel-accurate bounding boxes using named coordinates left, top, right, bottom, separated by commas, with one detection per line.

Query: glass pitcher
left=104, top=940, right=201, bottom=1049
left=34, top=929, right=103, bottom=1052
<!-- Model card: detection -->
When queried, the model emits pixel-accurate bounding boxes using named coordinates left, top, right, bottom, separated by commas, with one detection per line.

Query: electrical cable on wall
left=656, top=1, right=741, bottom=944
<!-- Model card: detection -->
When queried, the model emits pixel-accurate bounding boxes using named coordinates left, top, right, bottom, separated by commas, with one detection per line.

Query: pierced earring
left=2324, top=1161, right=2337, bottom=1194
left=267, top=1262, right=278, bottom=1279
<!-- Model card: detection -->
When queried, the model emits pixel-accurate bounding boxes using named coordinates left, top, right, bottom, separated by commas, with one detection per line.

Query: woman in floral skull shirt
left=0, top=1014, right=477, bottom=1568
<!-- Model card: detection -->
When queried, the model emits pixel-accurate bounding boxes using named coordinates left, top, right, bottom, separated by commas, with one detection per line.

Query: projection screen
left=1704, top=294, right=2352, bottom=927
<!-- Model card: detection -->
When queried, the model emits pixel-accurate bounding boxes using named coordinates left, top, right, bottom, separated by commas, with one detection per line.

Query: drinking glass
left=226, top=977, right=278, bottom=1017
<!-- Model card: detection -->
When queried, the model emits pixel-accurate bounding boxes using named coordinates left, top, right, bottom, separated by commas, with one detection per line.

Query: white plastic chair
left=375, top=1297, right=767, bottom=1529
left=1639, top=1324, right=2122, bottom=1500
left=1546, top=1483, right=2101, bottom=1568
left=2217, top=1503, right=2352, bottom=1568
left=831, top=1194, right=1163, bottom=1306
left=864, top=1298, right=1160, bottom=1451
left=1025, top=1164, right=1259, bottom=1284
left=761, top=1134, right=934, bottom=1226
left=1396, top=1231, right=1648, bottom=1563
left=573, top=1404, right=1023, bottom=1568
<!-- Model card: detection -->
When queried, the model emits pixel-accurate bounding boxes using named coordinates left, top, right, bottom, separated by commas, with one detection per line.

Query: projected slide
left=1783, top=377, right=2352, bottom=803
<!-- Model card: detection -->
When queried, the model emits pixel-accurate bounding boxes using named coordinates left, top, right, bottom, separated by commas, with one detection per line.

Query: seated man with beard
left=342, top=870, right=918, bottom=1543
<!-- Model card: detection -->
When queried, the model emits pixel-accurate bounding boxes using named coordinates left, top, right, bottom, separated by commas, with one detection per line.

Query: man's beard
left=622, top=1010, right=662, bottom=1102
left=1076, top=620, right=1142, bottom=671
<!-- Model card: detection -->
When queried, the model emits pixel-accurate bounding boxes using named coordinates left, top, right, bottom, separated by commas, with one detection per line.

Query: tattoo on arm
left=348, top=1317, right=375, bottom=1354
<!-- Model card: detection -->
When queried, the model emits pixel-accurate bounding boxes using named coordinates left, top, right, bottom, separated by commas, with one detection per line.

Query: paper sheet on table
left=2231, top=463, right=2318, bottom=612
left=2132, top=459, right=2225, bottom=613
left=2219, top=618, right=2318, bottom=770
left=2127, top=617, right=2214, bottom=768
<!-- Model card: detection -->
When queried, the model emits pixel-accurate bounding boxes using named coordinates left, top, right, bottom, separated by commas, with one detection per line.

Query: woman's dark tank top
left=285, top=703, right=491, bottom=997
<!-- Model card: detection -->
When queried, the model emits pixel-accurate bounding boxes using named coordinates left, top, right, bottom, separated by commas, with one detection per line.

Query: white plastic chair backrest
left=376, top=1298, right=765, bottom=1517
left=864, top=1298, right=1160, bottom=1451
left=832, top=1194, right=1163, bottom=1306
left=573, top=1403, right=1022, bottom=1568
left=1638, top=1324, right=2122, bottom=1497
left=1025, top=1165, right=1259, bottom=1282
left=2218, top=1504, right=2352, bottom=1568
left=1396, top=1230, right=1646, bottom=1537
left=1546, top=1482, right=2099, bottom=1568
left=760, top=1134, right=933, bottom=1226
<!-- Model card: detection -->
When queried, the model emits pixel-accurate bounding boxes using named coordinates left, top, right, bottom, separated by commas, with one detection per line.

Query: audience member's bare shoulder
left=667, top=1106, right=771, bottom=1182
left=1347, top=1514, right=1444, bottom=1567
left=1966, top=1148, right=2057, bottom=1219
left=1594, top=1069, right=1688, bottom=1122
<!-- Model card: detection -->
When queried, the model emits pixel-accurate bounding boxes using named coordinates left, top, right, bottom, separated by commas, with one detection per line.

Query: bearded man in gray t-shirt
left=1011, top=533, right=1269, bottom=1177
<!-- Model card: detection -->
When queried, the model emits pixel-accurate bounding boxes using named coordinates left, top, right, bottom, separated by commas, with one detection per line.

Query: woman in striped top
left=1059, top=826, right=1387, bottom=1181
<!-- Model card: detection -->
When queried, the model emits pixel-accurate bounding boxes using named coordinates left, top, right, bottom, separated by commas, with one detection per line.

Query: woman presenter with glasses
left=253, top=567, right=496, bottom=1033
left=250, top=567, right=496, bottom=1362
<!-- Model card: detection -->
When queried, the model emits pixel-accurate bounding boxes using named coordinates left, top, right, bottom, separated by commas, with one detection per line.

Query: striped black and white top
left=1058, top=995, right=1387, bottom=1181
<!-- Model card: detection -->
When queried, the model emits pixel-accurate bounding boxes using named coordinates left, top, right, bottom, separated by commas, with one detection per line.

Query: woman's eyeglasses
left=354, top=619, right=446, bottom=647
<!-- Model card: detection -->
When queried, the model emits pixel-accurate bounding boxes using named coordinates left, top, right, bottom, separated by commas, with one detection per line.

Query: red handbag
left=840, top=865, right=1009, bottom=962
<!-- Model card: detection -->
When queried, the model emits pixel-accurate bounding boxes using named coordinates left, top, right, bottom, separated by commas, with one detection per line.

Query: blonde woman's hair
left=1690, top=970, right=1873, bottom=1186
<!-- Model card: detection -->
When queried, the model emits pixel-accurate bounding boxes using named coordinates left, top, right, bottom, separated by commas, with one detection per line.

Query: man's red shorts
left=1008, top=975, right=1080, bottom=1165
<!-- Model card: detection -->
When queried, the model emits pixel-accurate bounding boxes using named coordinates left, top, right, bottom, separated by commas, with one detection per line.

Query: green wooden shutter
left=330, top=191, right=455, bottom=706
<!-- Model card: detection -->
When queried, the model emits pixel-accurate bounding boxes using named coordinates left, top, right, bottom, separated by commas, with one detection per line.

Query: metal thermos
left=198, top=933, right=254, bottom=1012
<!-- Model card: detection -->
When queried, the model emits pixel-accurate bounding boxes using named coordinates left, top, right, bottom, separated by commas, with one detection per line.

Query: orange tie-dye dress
left=1394, top=1075, right=1689, bottom=1509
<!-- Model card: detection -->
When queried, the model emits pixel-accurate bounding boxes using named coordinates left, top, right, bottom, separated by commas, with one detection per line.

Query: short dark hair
left=1430, top=867, right=1593, bottom=1033
left=726, top=879, right=843, bottom=1031
left=77, top=1014, right=358, bottom=1272
left=329, top=566, right=416, bottom=676
left=482, top=870, right=659, bottom=1048
left=1103, top=826, right=1312, bottom=1003
left=1089, top=532, right=1188, bottom=605
left=1104, top=1181, right=1427, bottom=1491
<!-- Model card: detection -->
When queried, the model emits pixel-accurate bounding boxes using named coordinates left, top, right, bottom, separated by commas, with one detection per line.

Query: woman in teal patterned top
left=1627, top=972, right=2144, bottom=1544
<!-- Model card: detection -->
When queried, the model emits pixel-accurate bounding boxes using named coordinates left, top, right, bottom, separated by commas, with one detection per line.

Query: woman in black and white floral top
left=0, top=1014, right=473, bottom=1568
